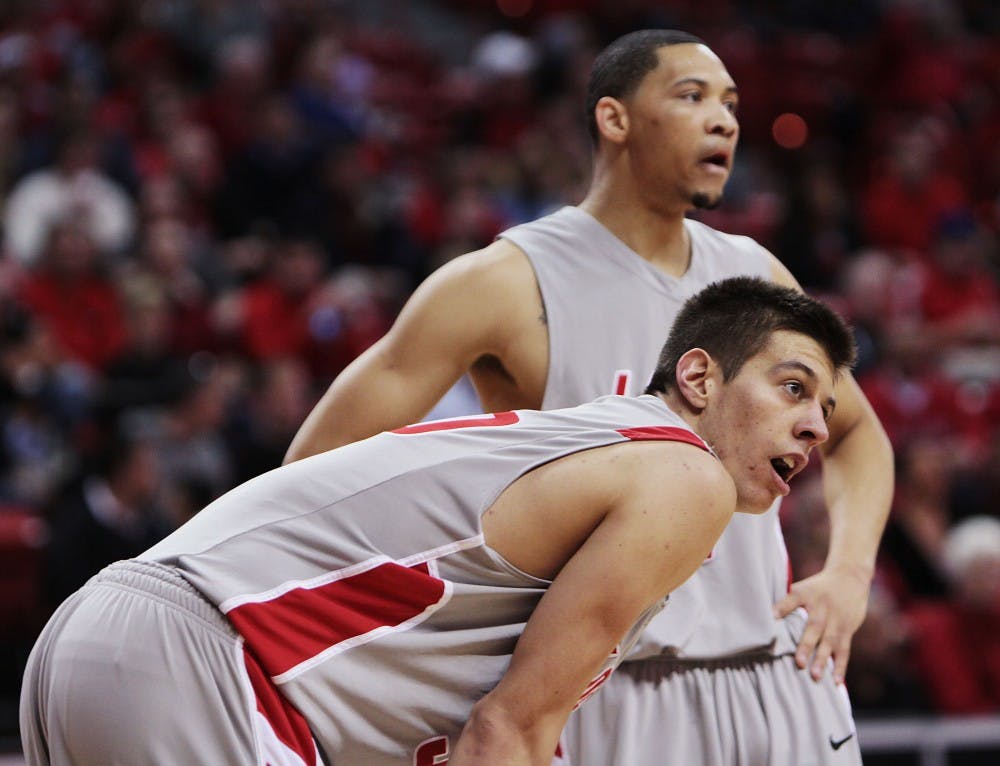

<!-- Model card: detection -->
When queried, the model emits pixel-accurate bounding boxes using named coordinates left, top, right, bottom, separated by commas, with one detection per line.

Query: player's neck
left=579, top=186, right=691, bottom=278
left=655, top=390, right=702, bottom=435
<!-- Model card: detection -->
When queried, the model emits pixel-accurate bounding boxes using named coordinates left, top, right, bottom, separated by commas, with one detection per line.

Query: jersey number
left=612, top=369, right=632, bottom=396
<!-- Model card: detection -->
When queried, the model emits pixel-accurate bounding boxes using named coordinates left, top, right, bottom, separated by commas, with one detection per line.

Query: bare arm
left=769, top=257, right=895, bottom=682
left=452, top=443, right=735, bottom=765
left=283, top=241, right=539, bottom=461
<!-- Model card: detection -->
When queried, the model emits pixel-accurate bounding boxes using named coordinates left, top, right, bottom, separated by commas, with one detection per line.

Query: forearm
left=284, top=346, right=460, bottom=462
left=283, top=387, right=373, bottom=460
left=284, top=376, right=421, bottom=461
left=821, top=406, right=894, bottom=579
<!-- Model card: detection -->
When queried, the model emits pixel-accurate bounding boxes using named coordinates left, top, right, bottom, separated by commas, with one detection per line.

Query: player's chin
left=735, top=488, right=778, bottom=515
left=691, top=190, right=724, bottom=210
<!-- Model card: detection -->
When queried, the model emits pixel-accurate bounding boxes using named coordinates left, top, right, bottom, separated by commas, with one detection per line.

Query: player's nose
left=795, top=402, right=829, bottom=448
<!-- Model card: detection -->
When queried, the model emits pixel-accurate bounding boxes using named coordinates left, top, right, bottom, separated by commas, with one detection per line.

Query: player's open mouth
left=771, top=456, right=795, bottom=482
left=769, top=454, right=806, bottom=495
left=699, top=152, right=730, bottom=174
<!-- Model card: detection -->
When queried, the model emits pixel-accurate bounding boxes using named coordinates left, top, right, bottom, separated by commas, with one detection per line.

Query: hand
left=773, top=565, right=872, bottom=684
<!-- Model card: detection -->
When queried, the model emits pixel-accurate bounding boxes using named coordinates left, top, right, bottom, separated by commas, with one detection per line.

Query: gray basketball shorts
left=560, top=613, right=861, bottom=766
left=20, top=559, right=325, bottom=766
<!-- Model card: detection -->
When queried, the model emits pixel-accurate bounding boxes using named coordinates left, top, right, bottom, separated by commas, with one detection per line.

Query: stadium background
left=0, top=0, right=997, bottom=762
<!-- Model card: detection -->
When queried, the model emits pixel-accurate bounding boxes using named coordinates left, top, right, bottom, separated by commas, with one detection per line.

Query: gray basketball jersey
left=140, top=394, right=710, bottom=765
left=501, top=206, right=785, bottom=659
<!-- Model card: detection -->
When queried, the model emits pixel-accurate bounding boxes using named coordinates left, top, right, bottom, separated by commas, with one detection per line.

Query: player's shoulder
left=684, top=216, right=770, bottom=253
left=430, top=238, right=537, bottom=297
left=684, top=217, right=784, bottom=282
left=595, top=437, right=735, bottom=529
left=604, top=432, right=731, bottom=495
left=630, top=436, right=729, bottom=483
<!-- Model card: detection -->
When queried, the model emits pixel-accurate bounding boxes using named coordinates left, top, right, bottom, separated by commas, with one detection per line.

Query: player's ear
left=675, top=348, right=715, bottom=410
left=594, top=96, right=628, bottom=144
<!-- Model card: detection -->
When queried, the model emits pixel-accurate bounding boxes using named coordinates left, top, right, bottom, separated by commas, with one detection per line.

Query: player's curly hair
left=645, top=277, right=856, bottom=394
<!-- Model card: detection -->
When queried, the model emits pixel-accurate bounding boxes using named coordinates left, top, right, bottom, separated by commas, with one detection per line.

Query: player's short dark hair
left=586, top=29, right=706, bottom=145
left=645, top=277, right=856, bottom=394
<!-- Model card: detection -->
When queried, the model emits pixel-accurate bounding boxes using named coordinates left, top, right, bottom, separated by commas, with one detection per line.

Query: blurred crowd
left=0, top=0, right=998, bottom=739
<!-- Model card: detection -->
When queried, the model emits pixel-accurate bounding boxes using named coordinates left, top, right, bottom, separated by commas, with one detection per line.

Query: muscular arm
left=283, top=241, right=542, bottom=461
left=452, top=442, right=735, bottom=765
left=770, top=257, right=895, bottom=682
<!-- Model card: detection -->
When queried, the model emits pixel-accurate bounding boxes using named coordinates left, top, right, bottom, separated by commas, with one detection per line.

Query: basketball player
left=283, top=29, right=893, bottom=765
left=21, top=279, right=853, bottom=766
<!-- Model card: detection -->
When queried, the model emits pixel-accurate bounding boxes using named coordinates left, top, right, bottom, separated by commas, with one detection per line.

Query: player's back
left=141, top=394, right=695, bottom=763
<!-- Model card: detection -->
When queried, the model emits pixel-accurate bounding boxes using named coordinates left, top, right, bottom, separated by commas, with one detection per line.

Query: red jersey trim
left=226, top=559, right=449, bottom=683
left=243, top=648, right=318, bottom=766
left=615, top=426, right=710, bottom=453
left=392, top=411, right=520, bottom=434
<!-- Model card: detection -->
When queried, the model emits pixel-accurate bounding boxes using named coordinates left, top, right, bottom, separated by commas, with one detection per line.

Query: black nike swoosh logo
left=829, top=732, right=855, bottom=750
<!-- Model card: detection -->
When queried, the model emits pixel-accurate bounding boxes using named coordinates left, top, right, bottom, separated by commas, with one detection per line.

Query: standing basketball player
left=22, top=279, right=855, bottom=766
left=284, top=30, right=893, bottom=765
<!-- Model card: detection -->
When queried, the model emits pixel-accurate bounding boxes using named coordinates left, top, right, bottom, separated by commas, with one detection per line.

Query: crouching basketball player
left=21, top=277, right=854, bottom=766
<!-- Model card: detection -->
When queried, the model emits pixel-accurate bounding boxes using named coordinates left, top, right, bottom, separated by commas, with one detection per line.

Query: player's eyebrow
left=772, top=361, right=837, bottom=420
left=672, top=77, right=739, bottom=97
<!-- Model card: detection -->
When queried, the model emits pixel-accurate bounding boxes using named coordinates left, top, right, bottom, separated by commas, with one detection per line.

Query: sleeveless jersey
left=140, top=394, right=710, bottom=765
left=500, top=205, right=784, bottom=659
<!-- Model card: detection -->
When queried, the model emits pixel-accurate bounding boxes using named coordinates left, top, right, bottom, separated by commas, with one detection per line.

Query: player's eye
left=783, top=380, right=804, bottom=398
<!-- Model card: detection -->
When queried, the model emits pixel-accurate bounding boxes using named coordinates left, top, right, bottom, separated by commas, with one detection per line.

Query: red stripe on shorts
left=243, top=649, right=317, bottom=766
left=227, top=561, right=446, bottom=679
left=616, top=426, right=710, bottom=452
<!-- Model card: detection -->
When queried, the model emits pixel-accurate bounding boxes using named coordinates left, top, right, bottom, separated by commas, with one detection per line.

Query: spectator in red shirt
left=18, top=218, right=127, bottom=372
left=232, top=237, right=393, bottom=381
left=237, top=237, right=328, bottom=363
left=861, top=118, right=968, bottom=254
left=915, top=209, right=1000, bottom=349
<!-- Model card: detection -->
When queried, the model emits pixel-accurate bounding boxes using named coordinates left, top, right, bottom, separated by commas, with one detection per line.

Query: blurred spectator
left=907, top=516, right=1000, bottom=713
left=837, top=249, right=906, bottom=376
left=776, top=150, right=862, bottom=291
left=41, top=429, right=169, bottom=610
left=227, top=237, right=395, bottom=380
left=128, top=358, right=239, bottom=525
left=215, top=93, right=325, bottom=239
left=227, top=357, right=312, bottom=485
left=860, top=116, right=969, bottom=254
left=467, top=31, right=541, bottom=149
left=0, top=87, right=24, bottom=219
left=950, top=429, right=1000, bottom=522
left=17, top=217, right=127, bottom=372
left=845, top=582, right=932, bottom=715
left=232, top=236, right=330, bottom=363
left=858, top=334, right=962, bottom=449
left=124, top=216, right=220, bottom=355
left=96, top=274, right=191, bottom=425
left=0, top=304, right=73, bottom=507
left=196, top=34, right=271, bottom=160
left=163, top=123, right=225, bottom=230
left=879, top=437, right=955, bottom=605
left=912, top=209, right=1000, bottom=349
left=3, top=127, right=135, bottom=266
left=287, top=31, right=363, bottom=146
